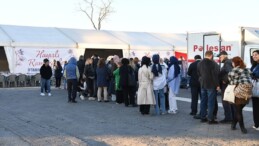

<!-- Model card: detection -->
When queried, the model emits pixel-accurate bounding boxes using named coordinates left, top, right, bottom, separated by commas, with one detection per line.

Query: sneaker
left=189, top=112, right=196, bottom=116
left=80, top=95, right=85, bottom=100
left=48, top=93, right=52, bottom=96
left=194, top=115, right=201, bottom=119
left=161, top=112, right=167, bottom=115
left=168, top=110, right=177, bottom=114
left=201, top=118, right=208, bottom=123
left=88, top=97, right=96, bottom=101
left=40, top=93, right=45, bottom=96
left=253, top=126, right=259, bottom=130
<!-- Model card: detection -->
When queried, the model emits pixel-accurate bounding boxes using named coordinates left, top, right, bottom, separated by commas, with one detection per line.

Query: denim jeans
left=41, top=78, right=51, bottom=93
left=154, top=89, right=166, bottom=115
left=200, top=88, right=217, bottom=121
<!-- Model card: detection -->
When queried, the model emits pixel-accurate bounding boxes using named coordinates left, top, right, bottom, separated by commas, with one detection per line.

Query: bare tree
left=78, top=0, right=114, bottom=30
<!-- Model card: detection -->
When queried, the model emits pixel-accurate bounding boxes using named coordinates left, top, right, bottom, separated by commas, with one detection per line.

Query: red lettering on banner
left=36, top=50, right=60, bottom=58
left=28, top=59, right=44, bottom=67
left=193, top=45, right=232, bottom=52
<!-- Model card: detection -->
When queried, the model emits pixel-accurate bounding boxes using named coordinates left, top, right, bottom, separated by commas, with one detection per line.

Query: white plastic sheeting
left=58, top=28, right=128, bottom=50
left=0, top=25, right=76, bottom=48
left=150, top=33, right=187, bottom=53
left=0, top=28, right=11, bottom=46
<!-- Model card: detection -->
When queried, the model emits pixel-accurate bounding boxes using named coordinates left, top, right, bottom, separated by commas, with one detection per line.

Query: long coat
left=137, top=66, right=156, bottom=105
left=96, top=66, right=109, bottom=87
left=167, top=65, right=181, bottom=94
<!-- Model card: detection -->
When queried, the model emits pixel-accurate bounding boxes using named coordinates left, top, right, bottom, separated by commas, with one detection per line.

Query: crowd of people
left=39, top=50, right=259, bottom=134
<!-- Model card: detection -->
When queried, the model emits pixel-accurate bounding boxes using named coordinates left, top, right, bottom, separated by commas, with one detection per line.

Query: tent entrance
left=0, top=47, right=9, bottom=72
left=84, top=49, right=123, bottom=59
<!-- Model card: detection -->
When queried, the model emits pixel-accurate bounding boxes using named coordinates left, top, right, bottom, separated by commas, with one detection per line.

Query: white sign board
left=188, top=33, right=240, bottom=62
left=14, top=48, right=75, bottom=74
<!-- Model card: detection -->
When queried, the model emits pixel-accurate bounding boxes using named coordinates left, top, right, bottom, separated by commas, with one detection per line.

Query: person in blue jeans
left=197, top=51, right=220, bottom=124
left=152, top=54, right=167, bottom=115
left=40, top=59, right=52, bottom=96
left=64, top=57, right=80, bottom=103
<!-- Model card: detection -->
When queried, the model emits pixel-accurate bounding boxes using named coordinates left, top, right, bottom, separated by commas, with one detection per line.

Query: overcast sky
left=0, top=0, right=258, bottom=33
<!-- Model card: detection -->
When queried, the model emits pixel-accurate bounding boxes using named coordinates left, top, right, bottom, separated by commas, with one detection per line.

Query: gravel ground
left=0, top=87, right=258, bottom=146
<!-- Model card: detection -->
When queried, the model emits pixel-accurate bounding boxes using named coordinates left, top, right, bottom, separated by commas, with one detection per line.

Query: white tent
left=150, top=33, right=187, bottom=53
left=57, top=28, right=129, bottom=57
left=0, top=25, right=77, bottom=74
left=108, top=31, right=174, bottom=58
left=243, top=27, right=259, bottom=45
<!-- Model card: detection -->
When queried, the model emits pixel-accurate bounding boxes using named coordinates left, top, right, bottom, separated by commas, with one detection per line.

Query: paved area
left=0, top=87, right=258, bottom=146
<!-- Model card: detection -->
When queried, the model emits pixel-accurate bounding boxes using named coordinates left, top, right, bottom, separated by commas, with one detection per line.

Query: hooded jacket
left=64, top=57, right=80, bottom=80
left=40, top=65, right=52, bottom=80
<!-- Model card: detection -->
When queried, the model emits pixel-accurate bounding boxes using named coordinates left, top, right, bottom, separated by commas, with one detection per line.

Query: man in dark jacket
left=40, top=59, right=52, bottom=96
left=188, top=55, right=202, bottom=116
left=77, top=55, right=85, bottom=81
left=120, top=58, right=137, bottom=107
left=198, top=51, right=220, bottom=124
left=64, top=57, right=80, bottom=103
left=92, top=54, right=99, bottom=97
left=218, top=51, right=234, bottom=123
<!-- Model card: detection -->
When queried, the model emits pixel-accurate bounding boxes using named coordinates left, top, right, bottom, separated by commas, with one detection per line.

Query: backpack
left=128, top=67, right=137, bottom=87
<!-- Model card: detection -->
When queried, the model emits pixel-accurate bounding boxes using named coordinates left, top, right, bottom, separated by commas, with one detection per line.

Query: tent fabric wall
left=108, top=31, right=173, bottom=51
left=58, top=28, right=129, bottom=50
left=0, top=27, right=11, bottom=46
left=150, top=33, right=187, bottom=53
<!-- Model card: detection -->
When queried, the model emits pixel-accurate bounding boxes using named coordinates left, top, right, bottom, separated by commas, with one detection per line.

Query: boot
left=239, top=121, right=247, bottom=134
left=231, top=121, right=237, bottom=130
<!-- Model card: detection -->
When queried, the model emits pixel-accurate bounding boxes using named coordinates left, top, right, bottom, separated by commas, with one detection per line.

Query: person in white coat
left=167, top=56, right=181, bottom=114
left=137, top=56, right=156, bottom=115
left=152, top=54, right=167, bottom=115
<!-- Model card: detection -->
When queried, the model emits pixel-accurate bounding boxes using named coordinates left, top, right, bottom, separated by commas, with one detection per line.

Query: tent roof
left=107, top=31, right=173, bottom=51
left=150, top=33, right=187, bottom=52
left=0, top=25, right=76, bottom=48
left=58, top=28, right=128, bottom=49
left=0, top=27, right=11, bottom=46
left=244, top=27, right=259, bottom=45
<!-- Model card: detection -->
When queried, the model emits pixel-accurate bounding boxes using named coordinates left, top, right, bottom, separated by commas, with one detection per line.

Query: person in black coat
left=120, top=58, right=137, bottom=107
left=40, top=58, right=53, bottom=96
left=55, top=61, right=63, bottom=88
left=197, top=51, right=220, bottom=124
left=188, top=55, right=201, bottom=116
left=77, top=55, right=85, bottom=81
left=218, top=51, right=235, bottom=123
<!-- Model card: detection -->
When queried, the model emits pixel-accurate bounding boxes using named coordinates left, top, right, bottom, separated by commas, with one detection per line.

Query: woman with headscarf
left=137, top=56, right=156, bottom=115
left=152, top=54, right=167, bottom=115
left=167, top=56, right=181, bottom=114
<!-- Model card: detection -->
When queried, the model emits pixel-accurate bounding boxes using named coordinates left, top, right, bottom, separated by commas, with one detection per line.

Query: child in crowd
left=78, top=78, right=87, bottom=100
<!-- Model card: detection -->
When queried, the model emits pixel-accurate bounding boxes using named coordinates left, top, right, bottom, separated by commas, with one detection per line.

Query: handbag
left=252, top=80, right=259, bottom=97
left=223, top=85, right=236, bottom=103
left=234, top=84, right=253, bottom=100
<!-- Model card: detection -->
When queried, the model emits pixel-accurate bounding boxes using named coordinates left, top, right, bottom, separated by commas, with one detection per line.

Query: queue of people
left=188, top=50, right=259, bottom=134
left=39, top=50, right=259, bottom=134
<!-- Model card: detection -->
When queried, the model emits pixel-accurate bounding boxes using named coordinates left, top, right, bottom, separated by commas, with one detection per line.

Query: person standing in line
left=152, top=54, right=167, bottom=115
left=40, top=59, right=53, bottom=96
left=167, top=56, right=181, bottom=114
left=96, top=58, right=110, bottom=102
left=55, top=61, right=63, bottom=89
left=217, top=51, right=235, bottom=124
left=197, top=51, right=220, bottom=124
left=77, top=55, right=85, bottom=81
left=63, top=61, right=68, bottom=90
left=228, top=57, right=253, bottom=134
left=120, top=58, right=137, bottom=107
left=188, top=55, right=202, bottom=116
left=92, top=54, right=99, bottom=98
left=84, top=58, right=95, bottom=100
left=64, top=57, right=80, bottom=103
left=113, top=61, right=124, bottom=104
left=251, top=50, right=259, bottom=131
left=137, top=56, right=156, bottom=115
